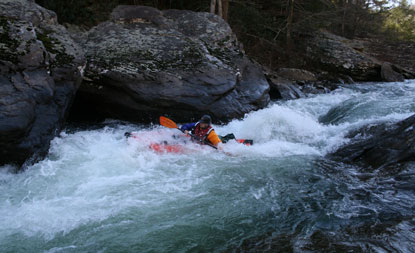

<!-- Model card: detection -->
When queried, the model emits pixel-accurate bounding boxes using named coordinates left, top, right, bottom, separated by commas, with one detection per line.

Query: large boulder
left=265, top=71, right=304, bottom=100
left=75, top=5, right=269, bottom=122
left=329, top=114, right=415, bottom=170
left=268, top=79, right=304, bottom=100
left=381, top=62, right=405, bottom=82
left=0, top=0, right=85, bottom=167
left=304, top=31, right=415, bottom=82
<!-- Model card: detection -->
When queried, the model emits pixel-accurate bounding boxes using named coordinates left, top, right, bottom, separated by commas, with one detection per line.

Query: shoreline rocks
left=266, top=31, right=415, bottom=101
left=265, top=68, right=341, bottom=100
left=362, top=37, right=415, bottom=74
left=301, top=31, right=415, bottom=83
left=0, top=0, right=85, bottom=167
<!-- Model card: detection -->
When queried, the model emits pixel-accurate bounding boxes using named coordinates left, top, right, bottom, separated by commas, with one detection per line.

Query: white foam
left=0, top=81, right=414, bottom=241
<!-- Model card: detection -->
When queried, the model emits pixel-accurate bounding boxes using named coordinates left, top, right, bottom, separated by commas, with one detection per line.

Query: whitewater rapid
left=1, top=80, right=414, bottom=252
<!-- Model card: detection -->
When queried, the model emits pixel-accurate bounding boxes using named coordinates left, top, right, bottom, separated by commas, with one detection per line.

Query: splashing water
left=1, top=81, right=415, bottom=252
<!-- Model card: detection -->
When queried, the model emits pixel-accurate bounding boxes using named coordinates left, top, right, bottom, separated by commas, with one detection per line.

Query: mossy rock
left=36, top=27, right=75, bottom=67
left=0, top=16, right=25, bottom=64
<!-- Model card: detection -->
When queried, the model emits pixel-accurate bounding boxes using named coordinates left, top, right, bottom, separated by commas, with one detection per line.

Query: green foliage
left=0, top=16, right=22, bottom=63
left=383, top=0, right=415, bottom=40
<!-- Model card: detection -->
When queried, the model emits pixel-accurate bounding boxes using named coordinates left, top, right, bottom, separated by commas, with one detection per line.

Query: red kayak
left=149, top=143, right=186, bottom=153
left=125, top=131, right=195, bottom=153
left=125, top=131, right=252, bottom=153
left=234, top=139, right=253, bottom=145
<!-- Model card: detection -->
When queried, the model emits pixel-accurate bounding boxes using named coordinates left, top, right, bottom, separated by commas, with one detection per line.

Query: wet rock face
left=330, top=114, right=415, bottom=170
left=0, top=0, right=85, bottom=166
left=77, top=5, right=269, bottom=122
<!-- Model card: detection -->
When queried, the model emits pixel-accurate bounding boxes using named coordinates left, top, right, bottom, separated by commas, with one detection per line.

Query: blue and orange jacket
left=181, top=122, right=222, bottom=146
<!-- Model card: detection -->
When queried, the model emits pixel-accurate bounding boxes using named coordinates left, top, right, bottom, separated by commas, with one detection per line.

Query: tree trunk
left=287, top=0, right=294, bottom=48
left=218, top=0, right=223, bottom=18
left=351, top=0, right=361, bottom=38
left=341, top=0, right=347, bottom=36
left=210, top=0, right=217, bottom=14
left=222, top=0, right=229, bottom=21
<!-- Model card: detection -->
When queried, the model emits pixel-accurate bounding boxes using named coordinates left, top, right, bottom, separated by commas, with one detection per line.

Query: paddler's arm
left=180, top=123, right=196, bottom=134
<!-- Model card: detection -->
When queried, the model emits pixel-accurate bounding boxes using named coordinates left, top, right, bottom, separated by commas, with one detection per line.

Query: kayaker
left=180, top=115, right=222, bottom=147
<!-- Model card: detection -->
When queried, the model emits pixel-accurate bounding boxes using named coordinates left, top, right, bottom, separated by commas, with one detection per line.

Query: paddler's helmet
left=200, top=115, right=212, bottom=125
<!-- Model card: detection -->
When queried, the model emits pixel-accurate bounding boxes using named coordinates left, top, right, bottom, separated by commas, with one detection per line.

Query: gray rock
left=276, top=68, right=317, bottom=82
left=276, top=82, right=304, bottom=99
left=362, top=38, right=415, bottom=75
left=381, top=62, right=405, bottom=82
left=266, top=75, right=304, bottom=100
left=329, top=114, right=415, bottom=170
left=0, top=0, right=85, bottom=167
left=300, top=82, right=338, bottom=95
left=0, top=0, right=57, bottom=26
left=77, top=5, right=269, bottom=122
left=304, top=31, right=415, bottom=82
left=305, top=31, right=381, bottom=81
left=265, top=69, right=339, bottom=100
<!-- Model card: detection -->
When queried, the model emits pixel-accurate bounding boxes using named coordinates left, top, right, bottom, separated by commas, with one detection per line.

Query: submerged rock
left=75, top=5, right=269, bottom=122
left=330, top=114, right=415, bottom=170
left=0, top=0, right=85, bottom=166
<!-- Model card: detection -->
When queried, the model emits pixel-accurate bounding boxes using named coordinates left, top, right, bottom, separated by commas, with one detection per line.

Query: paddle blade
left=160, top=116, right=178, bottom=129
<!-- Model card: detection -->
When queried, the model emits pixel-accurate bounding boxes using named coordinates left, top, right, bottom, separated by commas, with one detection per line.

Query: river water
left=1, top=81, right=414, bottom=252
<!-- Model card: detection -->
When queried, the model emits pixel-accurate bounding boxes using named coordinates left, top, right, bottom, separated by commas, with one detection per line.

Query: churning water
left=1, top=81, right=415, bottom=252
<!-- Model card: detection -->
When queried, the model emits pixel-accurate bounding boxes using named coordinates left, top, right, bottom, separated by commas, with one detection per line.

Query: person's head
left=199, top=115, right=212, bottom=129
